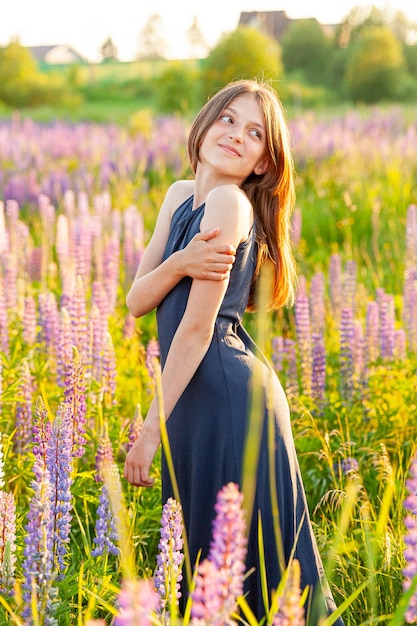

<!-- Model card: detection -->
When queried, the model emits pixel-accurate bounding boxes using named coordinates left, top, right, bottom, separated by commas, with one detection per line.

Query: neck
left=192, top=166, right=243, bottom=210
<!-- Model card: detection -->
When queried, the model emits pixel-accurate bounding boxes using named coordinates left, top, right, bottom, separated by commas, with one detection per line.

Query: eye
left=220, top=114, right=233, bottom=123
left=249, top=128, right=262, bottom=139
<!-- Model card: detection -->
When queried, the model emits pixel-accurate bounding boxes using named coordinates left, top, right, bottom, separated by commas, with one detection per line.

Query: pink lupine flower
left=64, top=346, right=87, bottom=458
left=191, top=482, right=247, bottom=625
left=0, top=491, right=16, bottom=596
left=154, top=497, right=184, bottom=614
left=272, top=559, right=305, bottom=626
left=114, top=579, right=159, bottom=626
left=403, top=451, right=417, bottom=623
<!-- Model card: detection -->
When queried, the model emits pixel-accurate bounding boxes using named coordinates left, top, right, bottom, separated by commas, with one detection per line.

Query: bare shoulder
left=203, top=184, right=253, bottom=243
left=165, top=180, right=195, bottom=217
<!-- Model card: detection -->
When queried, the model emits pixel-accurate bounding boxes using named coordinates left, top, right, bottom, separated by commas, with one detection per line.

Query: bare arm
left=126, top=184, right=236, bottom=318
left=124, top=185, right=253, bottom=486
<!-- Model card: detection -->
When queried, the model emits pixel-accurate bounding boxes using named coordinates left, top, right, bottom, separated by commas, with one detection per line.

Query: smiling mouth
left=219, top=144, right=241, bottom=157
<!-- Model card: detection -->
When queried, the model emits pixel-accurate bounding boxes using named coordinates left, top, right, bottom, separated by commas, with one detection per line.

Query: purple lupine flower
left=365, top=300, right=379, bottom=365
left=311, top=333, right=326, bottom=402
left=14, top=360, right=33, bottom=454
left=127, top=404, right=144, bottom=451
left=294, top=291, right=311, bottom=396
left=329, top=253, right=342, bottom=318
left=69, top=275, right=89, bottom=364
left=46, top=402, right=74, bottom=574
left=353, top=320, right=366, bottom=386
left=191, top=482, right=247, bottom=625
left=403, top=451, right=417, bottom=622
left=57, top=307, right=73, bottom=387
left=89, top=304, right=105, bottom=383
left=145, top=338, right=160, bottom=386
left=272, top=559, right=305, bottom=626
left=38, top=291, right=60, bottom=355
left=394, top=329, right=407, bottom=361
left=22, top=465, right=58, bottom=624
left=340, top=307, right=355, bottom=397
left=402, top=268, right=417, bottom=353
left=64, top=346, right=87, bottom=458
left=284, top=338, right=298, bottom=396
left=75, top=210, right=92, bottom=284
left=23, top=294, right=37, bottom=346
left=56, top=213, right=73, bottom=296
left=0, top=201, right=8, bottom=254
left=310, top=272, right=325, bottom=335
left=92, top=484, right=119, bottom=557
left=0, top=279, right=9, bottom=355
left=154, top=497, right=184, bottom=614
left=405, top=204, right=417, bottom=268
left=377, top=289, right=395, bottom=360
left=114, top=579, right=159, bottom=626
left=336, top=457, right=360, bottom=475
left=103, top=233, right=120, bottom=315
left=342, top=260, right=357, bottom=314
left=272, top=336, right=285, bottom=373
left=3, top=253, right=18, bottom=312
left=0, top=491, right=17, bottom=596
left=0, top=360, right=3, bottom=418
left=32, top=396, right=53, bottom=479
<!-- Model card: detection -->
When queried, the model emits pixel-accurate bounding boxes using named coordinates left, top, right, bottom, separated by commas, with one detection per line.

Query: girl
left=124, top=79, right=343, bottom=624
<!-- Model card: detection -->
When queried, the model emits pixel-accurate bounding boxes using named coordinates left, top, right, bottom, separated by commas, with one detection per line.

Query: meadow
left=0, top=101, right=416, bottom=625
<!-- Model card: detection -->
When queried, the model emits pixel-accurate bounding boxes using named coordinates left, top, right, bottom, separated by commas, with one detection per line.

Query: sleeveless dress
left=156, top=196, right=343, bottom=624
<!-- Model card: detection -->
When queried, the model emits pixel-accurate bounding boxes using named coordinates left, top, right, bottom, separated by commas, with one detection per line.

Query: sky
left=1, top=0, right=417, bottom=62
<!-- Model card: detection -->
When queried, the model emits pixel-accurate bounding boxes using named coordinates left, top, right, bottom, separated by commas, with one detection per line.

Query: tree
left=137, top=13, right=167, bottom=60
left=187, top=15, right=208, bottom=59
left=100, top=37, right=118, bottom=62
left=202, top=27, right=282, bottom=99
left=344, top=25, right=406, bottom=102
left=281, top=18, right=333, bottom=85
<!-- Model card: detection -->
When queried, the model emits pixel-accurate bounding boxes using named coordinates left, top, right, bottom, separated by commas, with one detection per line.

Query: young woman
left=124, top=79, right=343, bottom=624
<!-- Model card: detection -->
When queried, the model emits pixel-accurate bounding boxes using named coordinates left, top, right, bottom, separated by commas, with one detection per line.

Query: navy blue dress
left=157, top=196, right=343, bottom=624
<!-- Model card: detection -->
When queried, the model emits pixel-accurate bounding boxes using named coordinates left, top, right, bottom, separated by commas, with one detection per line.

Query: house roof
left=28, top=45, right=86, bottom=64
left=239, top=10, right=337, bottom=39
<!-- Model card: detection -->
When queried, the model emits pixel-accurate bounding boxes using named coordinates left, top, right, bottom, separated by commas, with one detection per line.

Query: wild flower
left=311, top=333, right=326, bottom=402
left=103, top=233, right=120, bottom=314
left=33, top=396, right=52, bottom=477
left=154, top=497, right=184, bottom=614
left=145, top=338, right=160, bottom=384
left=339, top=307, right=354, bottom=397
left=102, top=332, right=117, bottom=402
left=294, top=290, right=311, bottom=396
left=191, top=482, right=247, bottom=625
left=57, top=307, right=73, bottom=387
left=95, top=423, right=115, bottom=481
left=338, top=457, right=360, bottom=475
left=310, top=272, right=325, bottom=335
left=405, top=203, right=417, bottom=268
left=0, top=490, right=17, bottom=595
left=14, top=360, right=33, bottom=454
left=342, top=260, right=357, bottom=314
left=403, top=451, right=417, bottom=623
left=365, top=300, right=379, bottom=365
left=64, top=346, right=87, bottom=458
left=0, top=278, right=9, bottom=355
left=377, top=289, right=395, bottom=360
left=38, top=291, right=60, bottom=355
left=329, top=253, right=342, bottom=318
left=127, top=404, right=144, bottom=450
left=114, top=579, right=159, bottom=626
left=69, top=275, right=89, bottom=363
left=92, top=484, right=119, bottom=557
left=284, top=338, right=298, bottom=396
left=23, top=294, right=37, bottom=345
left=272, top=559, right=305, bottom=626
left=3, top=252, right=18, bottom=311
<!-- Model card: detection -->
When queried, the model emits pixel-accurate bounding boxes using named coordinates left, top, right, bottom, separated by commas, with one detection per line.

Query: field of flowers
left=0, top=103, right=416, bottom=625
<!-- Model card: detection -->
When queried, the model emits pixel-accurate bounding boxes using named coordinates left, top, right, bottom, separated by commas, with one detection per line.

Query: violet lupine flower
left=114, top=579, right=159, bottom=626
left=0, top=360, right=3, bottom=417
left=103, top=233, right=120, bottom=315
left=311, top=333, right=326, bottom=402
left=335, top=457, right=360, bottom=476
left=69, top=275, right=89, bottom=364
left=0, top=491, right=17, bottom=596
left=365, top=300, right=379, bottom=365
left=89, top=304, right=105, bottom=383
left=92, top=484, right=120, bottom=557
left=102, top=332, right=117, bottom=403
left=272, top=559, right=305, bottom=626
left=56, top=213, right=75, bottom=297
left=0, top=435, right=4, bottom=488
left=272, top=336, right=285, bottom=373
left=284, top=338, right=298, bottom=396
left=310, top=272, right=325, bottom=336
left=377, top=289, right=395, bottom=360
left=38, top=291, right=60, bottom=355
left=32, top=396, right=53, bottom=478
left=145, top=338, right=160, bottom=385
left=127, top=404, right=144, bottom=451
left=339, top=307, right=355, bottom=398
left=21, top=465, right=58, bottom=625
left=23, top=294, right=37, bottom=346
left=46, top=402, right=74, bottom=574
left=402, top=268, right=417, bottom=353
left=402, top=451, right=417, bottom=623
left=75, top=211, right=92, bottom=284
left=329, top=253, right=342, bottom=318
left=353, top=320, right=366, bottom=386
left=394, top=329, right=407, bottom=361
left=154, top=497, right=184, bottom=614
left=294, top=292, right=311, bottom=396
left=191, top=482, right=247, bottom=625
left=14, top=360, right=33, bottom=454
left=0, top=279, right=9, bottom=356
left=0, top=201, right=7, bottom=254
left=405, top=204, right=417, bottom=268
left=3, top=253, right=18, bottom=312
left=95, top=423, right=115, bottom=482
left=64, top=346, right=87, bottom=458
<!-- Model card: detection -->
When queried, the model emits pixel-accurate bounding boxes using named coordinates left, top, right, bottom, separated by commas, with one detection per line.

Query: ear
left=254, top=157, right=269, bottom=176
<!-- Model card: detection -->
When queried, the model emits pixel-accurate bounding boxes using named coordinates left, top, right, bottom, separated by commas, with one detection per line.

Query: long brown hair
left=187, top=79, right=297, bottom=310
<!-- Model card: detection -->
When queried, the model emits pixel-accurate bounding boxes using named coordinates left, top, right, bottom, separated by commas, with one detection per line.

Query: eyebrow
left=224, top=106, right=265, bottom=131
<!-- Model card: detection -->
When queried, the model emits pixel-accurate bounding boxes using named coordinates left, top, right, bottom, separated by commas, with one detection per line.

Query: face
left=198, top=94, right=270, bottom=185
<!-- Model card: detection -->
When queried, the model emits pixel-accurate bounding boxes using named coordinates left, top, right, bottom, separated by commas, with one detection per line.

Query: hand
left=178, top=227, right=236, bottom=280
left=123, top=416, right=161, bottom=487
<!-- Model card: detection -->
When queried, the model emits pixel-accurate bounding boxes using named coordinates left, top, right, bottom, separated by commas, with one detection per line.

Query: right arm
left=126, top=183, right=236, bottom=318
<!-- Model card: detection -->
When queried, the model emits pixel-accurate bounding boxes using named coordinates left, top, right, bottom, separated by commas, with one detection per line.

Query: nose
left=228, top=125, right=243, bottom=142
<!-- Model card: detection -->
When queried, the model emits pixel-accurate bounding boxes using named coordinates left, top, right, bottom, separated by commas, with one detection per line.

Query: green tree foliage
left=154, top=62, right=201, bottom=115
left=137, top=13, right=167, bottom=60
left=281, top=18, right=333, bottom=85
left=344, top=26, right=406, bottom=102
left=100, top=37, right=118, bottom=62
left=0, top=41, right=71, bottom=108
left=201, top=27, right=282, bottom=99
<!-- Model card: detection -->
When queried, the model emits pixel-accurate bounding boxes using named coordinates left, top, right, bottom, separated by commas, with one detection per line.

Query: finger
left=140, top=467, right=155, bottom=486
left=197, top=227, right=220, bottom=242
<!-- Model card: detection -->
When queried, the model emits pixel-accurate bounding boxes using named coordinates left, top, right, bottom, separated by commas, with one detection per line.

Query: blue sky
left=1, top=0, right=416, bottom=61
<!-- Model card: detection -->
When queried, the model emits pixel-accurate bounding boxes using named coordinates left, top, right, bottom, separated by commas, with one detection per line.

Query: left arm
left=124, top=185, right=253, bottom=487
